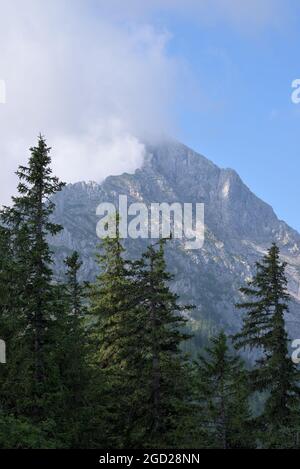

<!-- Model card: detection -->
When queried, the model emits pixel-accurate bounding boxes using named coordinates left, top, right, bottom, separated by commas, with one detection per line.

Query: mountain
left=50, top=140, right=300, bottom=351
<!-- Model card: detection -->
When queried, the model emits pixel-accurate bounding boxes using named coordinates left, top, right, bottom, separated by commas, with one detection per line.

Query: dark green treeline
left=0, top=137, right=299, bottom=449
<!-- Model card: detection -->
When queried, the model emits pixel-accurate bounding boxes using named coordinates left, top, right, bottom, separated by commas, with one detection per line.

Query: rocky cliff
left=50, top=140, right=300, bottom=350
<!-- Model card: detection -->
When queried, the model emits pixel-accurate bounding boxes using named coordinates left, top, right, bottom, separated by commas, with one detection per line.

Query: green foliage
left=193, top=332, right=254, bottom=448
left=0, top=136, right=66, bottom=418
left=126, top=240, right=193, bottom=448
left=87, top=231, right=195, bottom=448
left=0, top=412, right=65, bottom=449
left=55, top=251, right=91, bottom=446
left=0, top=138, right=298, bottom=449
left=233, top=243, right=300, bottom=446
left=0, top=136, right=71, bottom=446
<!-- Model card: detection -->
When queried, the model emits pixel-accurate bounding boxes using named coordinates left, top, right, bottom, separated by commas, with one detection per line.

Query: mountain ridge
left=50, top=140, right=300, bottom=348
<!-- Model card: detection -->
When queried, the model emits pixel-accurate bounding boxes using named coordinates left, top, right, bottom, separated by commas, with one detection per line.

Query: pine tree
left=87, top=222, right=135, bottom=447
left=0, top=136, right=66, bottom=421
left=128, top=239, right=193, bottom=447
left=195, top=332, right=253, bottom=449
left=55, top=251, right=91, bottom=446
left=64, top=252, right=86, bottom=317
left=88, top=231, right=194, bottom=448
left=0, top=226, right=17, bottom=344
left=0, top=226, right=20, bottom=415
left=233, top=243, right=300, bottom=440
left=89, top=222, right=131, bottom=368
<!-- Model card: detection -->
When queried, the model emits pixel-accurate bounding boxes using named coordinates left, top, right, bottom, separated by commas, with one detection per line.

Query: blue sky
left=146, top=2, right=300, bottom=231
left=1, top=0, right=300, bottom=231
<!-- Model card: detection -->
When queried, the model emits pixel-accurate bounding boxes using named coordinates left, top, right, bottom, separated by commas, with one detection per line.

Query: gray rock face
left=50, top=140, right=300, bottom=347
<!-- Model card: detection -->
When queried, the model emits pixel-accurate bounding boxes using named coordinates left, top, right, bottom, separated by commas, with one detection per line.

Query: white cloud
left=0, top=0, right=288, bottom=205
left=0, top=0, right=181, bottom=203
left=52, top=119, right=146, bottom=183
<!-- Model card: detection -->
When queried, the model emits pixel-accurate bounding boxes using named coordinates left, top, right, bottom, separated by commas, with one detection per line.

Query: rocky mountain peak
left=51, top=140, right=300, bottom=346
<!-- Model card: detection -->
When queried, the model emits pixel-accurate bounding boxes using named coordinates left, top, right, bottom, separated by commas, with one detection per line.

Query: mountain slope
left=51, top=140, right=300, bottom=349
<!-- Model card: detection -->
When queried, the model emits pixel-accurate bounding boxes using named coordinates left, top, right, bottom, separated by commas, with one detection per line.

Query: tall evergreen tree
left=88, top=231, right=194, bottom=448
left=0, top=226, right=17, bottom=346
left=55, top=251, right=91, bottom=446
left=233, top=243, right=300, bottom=438
left=194, top=332, right=253, bottom=449
left=89, top=222, right=131, bottom=368
left=0, top=226, right=20, bottom=415
left=87, top=222, right=134, bottom=447
left=128, top=239, right=193, bottom=447
left=0, top=136, right=66, bottom=421
left=64, top=252, right=86, bottom=317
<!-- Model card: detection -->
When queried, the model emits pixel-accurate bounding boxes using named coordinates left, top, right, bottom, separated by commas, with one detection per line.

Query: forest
left=0, top=136, right=299, bottom=449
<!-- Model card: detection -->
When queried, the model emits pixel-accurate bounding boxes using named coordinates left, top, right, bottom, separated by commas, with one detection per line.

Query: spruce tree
left=56, top=251, right=90, bottom=446
left=0, top=136, right=66, bottom=421
left=233, top=243, right=300, bottom=439
left=89, top=222, right=131, bottom=367
left=87, top=222, right=134, bottom=447
left=0, top=226, right=20, bottom=416
left=64, top=252, right=86, bottom=317
left=88, top=232, right=194, bottom=448
left=0, top=226, right=17, bottom=346
left=129, top=239, right=193, bottom=447
left=194, top=332, right=253, bottom=449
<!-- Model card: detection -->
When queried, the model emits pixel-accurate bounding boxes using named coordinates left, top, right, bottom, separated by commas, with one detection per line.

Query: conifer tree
left=55, top=251, right=91, bottom=446
left=0, top=226, right=16, bottom=343
left=0, top=226, right=20, bottom=414
left=194, top=332, right=253, bottom=449
left=233, top=243, right=300, bottom=437
left=88, top=231, right=194, bottom=448
left=128, top=239, right=193, bottom=447
left=87, top=222, right=135, bottom=447
left=64, top=252, right=86, bottom=317
left=0, top=136, right=66, bottom=421
left=89, top=223, right=131, bottom=367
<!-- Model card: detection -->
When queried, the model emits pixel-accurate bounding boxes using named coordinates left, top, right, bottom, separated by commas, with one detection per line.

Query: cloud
left=0, top=0, right=182, bottom=204
left=0, top=0, right=288, bottom=205
left=52, top=119, right=146, bottom=182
